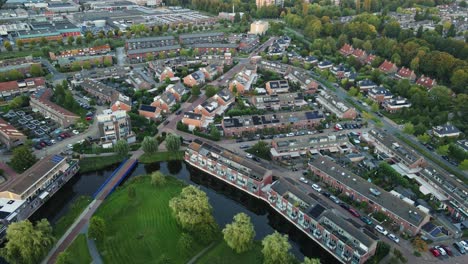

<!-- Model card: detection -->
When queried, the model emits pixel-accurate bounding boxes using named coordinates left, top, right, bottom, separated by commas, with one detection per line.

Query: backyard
left=94, top=176, right=209, bottom=264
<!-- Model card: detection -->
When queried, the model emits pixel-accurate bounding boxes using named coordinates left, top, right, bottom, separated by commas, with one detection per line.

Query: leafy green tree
left=151, top=171, right=166, bottom=186
left=459, top=160, right=468, bottom=170
left=450, top=69, right=468, bottom=94
left=88, top=216, right=106, bottom=241
left=142, top=136, right=158, bottom=154
left=3, top=41, right=12, bottom=51
left=165, top=134, right=181, bottom=152
left=403, top=123, right=415, bottom=134
left=30, top=64, right=44, bottom=77
left=10, top=146, right=37, bottom=173
left=177, top=233, right=194, bottom=254
left=436, top=145, right=449, bottom=156
left=303, top=257, right=320, bottom=264
left=347, top=87, right=359, bottom=97
left=417, top=133, right=431, bottom=144
left=56, top=251, right=73, bottom=264
left=92, top=143, right=101, bottom=155
left=371, top=102, right=379, bottom=112
left=262, top=231, right=293, bottom=264
left=67, top=36, right=74, bottom=46
left=209, top=125, right=221, bottom=140
left=39, top=37, right=48, bottom=46
left=169, top=186, right=217, bottom=241
left=3, top=219, right=55, bottom=264
left=75, top=36, right=83, bottom=45
left=205, top=85, right=218, bottom=98
left=114, top=140, right=129, bottom=157
left=145, top=53, right=154, bottom=62
left=191, top=85, right=201, bottom=97
left=223, top=213, right=255, bottom=253
left=15, top=39, right=23, bottom=50
left=103, top=57, right=112, bottom=67
left=8, top=96, right=25, bottom=109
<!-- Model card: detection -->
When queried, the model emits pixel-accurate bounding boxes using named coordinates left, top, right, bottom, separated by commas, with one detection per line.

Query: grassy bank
left=79, top=155, right=125, bottom=173
left=94, top=176, right=207, bottom=263
left=138, top=151, right=184, bottom=164
left=196, top=240, right=263, bottom=264
left=64, top=234, right=92, bottom=264
left=54, top=196, right=92, bottom=239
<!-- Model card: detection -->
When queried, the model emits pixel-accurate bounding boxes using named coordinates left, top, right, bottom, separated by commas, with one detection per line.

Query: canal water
left=32, top=161, right=336, bottom=263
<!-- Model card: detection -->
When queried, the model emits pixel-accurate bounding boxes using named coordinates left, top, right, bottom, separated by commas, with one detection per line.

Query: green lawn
left=196, top=241, right=263, bottom=264
left=65, top=234, right=92, bottom=264
left=79, top=155, right=125, bottom=173
left=138, top=151, right=184, bottom=164
left=95, top=176, right=207, bottom=264
left=54, top=196, right=92, bottom=239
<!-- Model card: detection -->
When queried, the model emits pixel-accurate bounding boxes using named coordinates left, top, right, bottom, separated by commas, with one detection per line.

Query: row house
left=258, top=60, right=290, bottom=74
left=125, top=36, right=177, bottom=51
left=126, top=45, right=181, bottom=61
left=361, top=129, right=426, bottom=171
left=194, top=88, right=234, bottom=118
left=382, top=96, right=412, bottom=112
left=138, top=104, right=161, bottom=120
left=251, top=92, right=307, bottom=111
left=229, top=67, right=258, bottom=94
left=357, top=79, right=378, bottom=92
left=183, top=70, right=205, bottom=87
left=0, top=77, right=46, bottom=99
left=265, top=80, right=290, bottom=95
left=166, top=82, right=189, bottom=101
left=30, top=88, right=79, bottom=128
left=266, top=180, right=378, bottom=264
left=378, top=60, right=398, bottom=74
left=199, top=64, right=223, bottom=81
left=396, top=67, right=416, bottom=82
left=222, top=111, right=325, bottom=137
left=49, top=44, right=111, bottom=60
left=309, top=156, right=430, bottom=236
left=185, top=139, right=273, bottom=196
left=0, top=118, right=27, bottom=149
left=368, top=87, right=393, bottom=104
left=181, top=111, right=205, bottom=130
left=316, top=90, right=357, bottom=120
left=270, top=132, right=350, bottom=160
left=285, top=69, right=319, bottom=94
left=338, top=44, right=376, bottom=65
left=416, top=75, right=437, bottom=90
left=188, top=43, right=238, bottom=55
left=81, top=79, right=114, bottom=103
left=179, top=32, right=225, bottom=44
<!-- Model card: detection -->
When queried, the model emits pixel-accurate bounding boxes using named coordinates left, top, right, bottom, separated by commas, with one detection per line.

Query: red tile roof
left=0, top=118, right=25, bottom=138
left=339, top=44, right=354, bottom=56
left=397, top=67, right=415, bottom=78
left=379, top=60, right=397, bottom=73
left=416, top=75, right=436, bottom=89
left=365, top=54, right=376, bottom=64
left=352, top=48, right=366, bottom=58
left=0, top=77, right=45, bottom=92
left=32, top=88, right=79, bottom=117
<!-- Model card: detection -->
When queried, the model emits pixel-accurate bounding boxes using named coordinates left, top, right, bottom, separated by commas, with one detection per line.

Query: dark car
left=56, top=136, right=63, bottom=141
left=252, top=156, right=261, bottom=162
left=239, top=145, right=250, bottom=149
left=40, top=141, right=46, bottom=147
left=236, top=138, right=244, bottom=143
left=339, top=203, right=350, bottom=210
left=321, top=191, right=331, bottom=197
left=163, top=120, right=170, bottom=125
left=175, top=110, right=182, bottom=115
left=360, top=216, right=373, bottom=225
left=34, top=144, right=42, bottom=150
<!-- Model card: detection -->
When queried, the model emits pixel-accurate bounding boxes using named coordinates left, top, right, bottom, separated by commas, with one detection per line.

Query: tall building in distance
left=256, top=0, right=283, bottom=8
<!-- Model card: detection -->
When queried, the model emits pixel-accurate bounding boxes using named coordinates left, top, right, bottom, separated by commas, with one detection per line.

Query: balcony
left=313, top=229, right=322, bottom=239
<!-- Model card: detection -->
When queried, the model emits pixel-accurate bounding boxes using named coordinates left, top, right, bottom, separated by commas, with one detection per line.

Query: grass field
left=54, top=196, right=92, bottom=239
left=64, top=234, right=92, bottom=264
left=138, top=151, right=184, bottom=164
left=79, top=155, right=125, bottom=173
left=196, top=241, right=263, bottom=264
left=95, top=176, right=207, bottom=264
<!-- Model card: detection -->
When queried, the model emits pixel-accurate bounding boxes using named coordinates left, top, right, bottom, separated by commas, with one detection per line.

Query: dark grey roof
left=433, top=124, right=460, bottom=135
left=188, top=43, right=238, bottom=49
left=179, top=32, right=224, bottom=39
left=183, top=111, right=202, bottom=120
left=126, top=36, right=175, bottom=44
left=126, top=45, right=181, bottom=55
left=139, top=104, right=157, bottom=112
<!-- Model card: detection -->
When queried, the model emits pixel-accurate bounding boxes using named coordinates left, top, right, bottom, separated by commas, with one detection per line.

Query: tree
left=262, top=231, right=293, bottom=264
left=347, top=87, right=359, bottom=97
left=56, top=252, right=73, bottom=264
left=103, top=57, right=112, bottom=67
left=151, top=171, right=166, bottom=186
left=114, top=140, right=129, bottom=157
left=16, top=39, right=23, bottom=50
left=40, top=37, right=48, bottom=46
left=459, top=159, right=468, bottom=170
left=177, top=233, right=194, bottom=254
left=371, top=102, right=379, bottom=112
left=75, top=36, right=83, bottom=45
left=303, top=257, right=320, bottom=264
left=142, top=136, right=158, bottom=154
left=169, top=186, right=217, bottom=241
left=436, top=144, right=449, bottom=156
left=92, top=143, right=101, bottom=155
left=450, top=69, right=468, bottom=94
left=67, top=36, right=74, bottom=46
left=88, top=216, right=106, bottom=241
left=222, top=213, right=255, bottom=253
left=209, top=125, right=221, bottom=140
left=3, top=219, right=55, bottom=264
left=205, top=85, right=218, bottom=97
left=403, top=123, right=415, bottom=134
left=10, top=146, right=37, bottom=173
left=412, top=237, right=428, bottom=252
left=8, top=96, right=25, bottom=109
left=3, top=40, right=12, bottom=51
left=145, top=53, right=154, bottom=62
left=30, top=64, right=44, bottom=77
left=417, top=133, right=431, bottom=144
left=282, top=55, right=289, bottom=64
left=165, top=134, right=181, bottom=152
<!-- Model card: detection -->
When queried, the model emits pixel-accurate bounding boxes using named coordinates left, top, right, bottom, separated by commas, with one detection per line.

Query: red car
left=86, top=116, right=92, bottom=121
left=348, top=208, right=360, bottom=217
left=430, top=247, right=441, bottom=257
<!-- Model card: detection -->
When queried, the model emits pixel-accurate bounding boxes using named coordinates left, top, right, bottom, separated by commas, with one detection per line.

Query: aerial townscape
left=0, top=0, right=467, bottom=263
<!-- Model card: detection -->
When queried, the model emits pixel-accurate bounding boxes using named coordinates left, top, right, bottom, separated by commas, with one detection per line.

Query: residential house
left=0, top=118, right=27, bottom=149
left=97, top=110, right=134, bottom=143
left=285, top=69, right=319, bottom=94
left=378, top=60, right=398, bottom=74
left=30, top=88, right=79, bottom=128
left=151, top=92, right=177, bottom=114
left=188, top=43, right=238, bottom=55
left=194, top=88, right=234, bottom=118
left=364, top=54, right=377, bottom=65
left=179, top=32, right=225, bottom=44
left=265, top=80, right=290, bottom=95
left=330, top=64, right=351, bottom=79
left=368, top=87, right=393, bottom=104
left=316, top=90, right=357, bottom=119
left=303, top=56, right=318, bottom=64
left=251, top=92, right=307, bottom=111
left=339, top=43, right=354, bottom=56
left=165, top=82, right=188, bottom=101
left=183, top=70, right=205, bottom=87
left=416, top=75, right=437, bottom=89
left=111, top=93, right=132, bottom=112
left=396, top=67, right=417, bottom=81
left=200, top=64, right=223, bottom=81
left=382, top=96, right=412, bottom=112
left=357, top=79, right=378, bottom=92
left=81, top=79, right=114, bottom=103
left=152, top=65, right=174, bottom=82
left=456, top=140, right=468, bottom=152
left=229, top=67, right=258, bottom=94
left=317, top=61, right=333, bottom=70
left=433, top=124, right=461, bottom=138
left=182, top=111, right=205, bottom=130
left=138, top=105, right=161, bottom=120
left=352, top=48, right=367, bottom=61
left=0, top=77, right=46, bottom=99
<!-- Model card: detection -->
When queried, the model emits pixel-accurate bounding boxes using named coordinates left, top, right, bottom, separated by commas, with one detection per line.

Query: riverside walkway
left=42, top=151, right=142, bottom=264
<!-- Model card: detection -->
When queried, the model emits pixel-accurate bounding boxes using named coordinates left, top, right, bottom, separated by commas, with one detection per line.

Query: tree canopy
left=9, top=146, right=37, bottom=173
left=165, top=134, right=181, bottom=152
left=222, top=213, right=256, bottom=253
left=114, top=140, right=129, bottom=157
left=262, top=232, right=293, bottom=264
left=88, top=216, right=106, bottom=241
left=142, top=136, right=158, bottom=154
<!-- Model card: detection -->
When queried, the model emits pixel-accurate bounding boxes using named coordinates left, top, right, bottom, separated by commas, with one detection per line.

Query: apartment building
left=179, top=32, right=225, bottom=44
left=0, top=118, right=27, bottom=149
left=265, top=80, right=290, bottom=95
left=0, top=77, right=46, bottom=99
left=309, top=156, right=430, bottom=236
left=125, top=36, right=177, bottom=51
left=270, top=132, right=350, bottom=160
left=30, top=88, right=79, bottom=128
left=251, top=92, right=307, bottom=111
left=81, top=79, right=114, bottom=103
left=222, top=111, right=324, bottom=137
left=316, top=90, right=357, bottom=119
left=97, top=110, right=133, bottom=142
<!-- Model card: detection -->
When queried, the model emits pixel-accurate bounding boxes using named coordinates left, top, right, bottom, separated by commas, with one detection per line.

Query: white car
left=246, top=153, right=253, bottom=159
left=286, top=132, right=295, bottom=137
left=299, top=177, right=308, bottom=184
left=460, top=240, right=468, bottom=251
left=435, top=246, right=447, bottom=256
left=67, top=144, right=73, bottom=149
left=375, top=225, right=388, bottom=235
left=387, top=234, right=399, bottom=243
left=311, top=184, right=322, bottom=192
left=50, top=139, right=56, bottom=144
left=72, top=130, right=79, bottom=135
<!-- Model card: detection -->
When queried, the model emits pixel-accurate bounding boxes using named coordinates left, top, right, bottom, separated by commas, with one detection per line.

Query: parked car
left=329, top=195, right=340, bottom=204
left=453, top=242, right=466, bottom=254
left=429, top=247, right=440, bottom=257
left=360, top=216, right=372, bottom=225
left=67, top=144, right=73, bottom=150
left=339, top=203, right=350, bottom=210
left=239, top=145, right=250, bottom=149
left=321, top=191, right=331, bottom=197
left=440, top=245, right=452, bottom=256
left=34, top=144, right=42, bottom=150
left=375, top=225, right=388, bottom=235
left=311, top=184, right=322, bottom=192
left=163, top=120, right=170, bottom=125
left=236, top=138, right=244, bottom=143
left=299, top=177, right=308, bottom=184
left=246, top=153, right=253, bottom=159
left=387, top=234, right=399, bottom=243
left=86, top=116, right=92, bottom=121
left=175, top=110, right=182, bottom=115
left=458, top=240, right=468, bottom=251
left=252, top=156, right=261, bottom=162
left=348, top=208, right=360, bottom=217
left=72, top=130, right=79, bottom=135
left=434, top=246, right=447, bottom=256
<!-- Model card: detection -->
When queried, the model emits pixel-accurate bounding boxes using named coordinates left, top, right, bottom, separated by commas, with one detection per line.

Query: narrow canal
left=32, top=160, right=336, bottom=263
